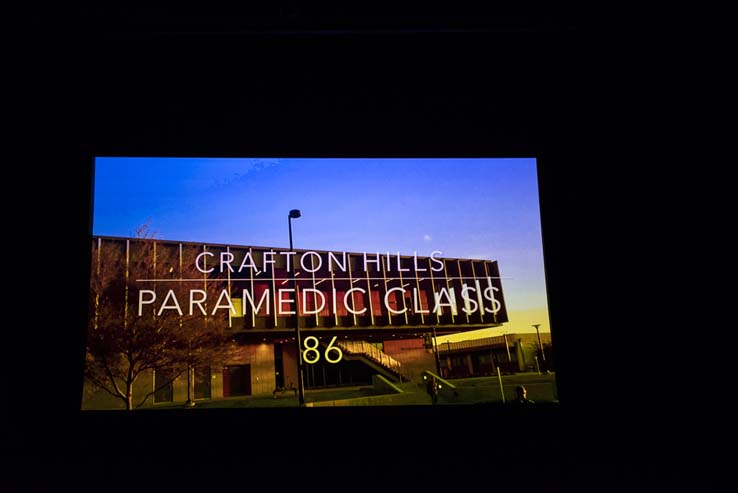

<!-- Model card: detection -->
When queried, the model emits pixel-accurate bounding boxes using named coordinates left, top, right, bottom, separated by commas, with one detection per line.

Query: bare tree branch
left=134, top=367, right=187, bottom=409
left=99, top=354, right=127, bottom=400
left=84, top=231, right=230, bottom=410
left=84, top=372, right=124, bottom=401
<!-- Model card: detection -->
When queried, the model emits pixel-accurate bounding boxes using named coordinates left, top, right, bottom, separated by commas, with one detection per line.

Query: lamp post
left=289, top=209, right=306, bottom=406
left=533, top=323, right=546, bottom=362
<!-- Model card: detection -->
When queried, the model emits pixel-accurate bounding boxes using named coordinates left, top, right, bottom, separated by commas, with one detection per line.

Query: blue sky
left=93, top=158, right=549, bottom=313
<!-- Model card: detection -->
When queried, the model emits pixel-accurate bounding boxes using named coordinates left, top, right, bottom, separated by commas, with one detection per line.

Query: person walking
left=426, top=376, right=440, bottom=404
left=513, top=385, right=534, bottom=404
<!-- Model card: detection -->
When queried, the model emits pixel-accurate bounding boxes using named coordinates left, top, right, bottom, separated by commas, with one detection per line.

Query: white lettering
left=138, top=290, right=156, bottom=316
left=474, top=280, right=485, bottom=315
left=302, top=288, right=326, bottom=315
left=189, top=289, right=207, bottom=316
left=211, top=289, right=236, bottom=315
left=158, top=289, right=183, bottom=316
left=413, top=251, right=427, bottom=272
left=483, top=277, right=502, bottom=314
left=430, top=251, right=444, bottom=272
left=278, top=288, right=296, bottom=315
left=328, top=251, right=347, bottom=272
left=195, top=251, right=214, bottom=273
left=243, top=288, right=271, bottom=315
left=385, top=287, right=407, bottom=314
left=363, top=252, right=381, bottom=271
left=413, top=288, right=430, bottom=314
left=238, top=252, right=258, bottom=272
left=300, top=251, right=322, bottom=273
left=433, top=287, right=458, bottom=316
left=220, top=252, right=235, bottom=273
left=345, top=288, right=367, bottom=315
left=460, top=284, right=478, bottom=315
left=397, top=252, right=409, bottom=272
left=279, top=251, right=296, bottom=272
left=262, top=250, right=276, bottom=270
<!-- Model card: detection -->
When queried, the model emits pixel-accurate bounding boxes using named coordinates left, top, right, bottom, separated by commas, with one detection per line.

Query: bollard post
left=497, top=366, right=505, bottom=404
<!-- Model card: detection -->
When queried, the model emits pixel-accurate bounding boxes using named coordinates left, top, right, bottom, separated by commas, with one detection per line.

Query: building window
left=386, top=289, right=401, bottom=314
left=318, top=290, right=331, bottom=317
left=231, top=298, right=243, bottom=318
left=194, top=367, right=212, bottom=400
left=251, top=282, right=270, bottom=317
left=298, top=287, right=316, bottom=316
left=334, top=290, right=348, bottom=317
left=371, top=289, right=383, bottom=317
left=154, top=369, right=174, bottom=403
left=350, top=289, right=366, bottom=314
left=277, top=288, right=294, bottom=317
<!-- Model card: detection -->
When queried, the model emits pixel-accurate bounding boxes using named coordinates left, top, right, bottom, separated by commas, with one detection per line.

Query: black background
left=7, top=4, right=714, bottom=490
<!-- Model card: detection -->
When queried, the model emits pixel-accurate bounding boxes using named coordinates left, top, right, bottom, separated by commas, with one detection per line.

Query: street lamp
left=288, top=209, right=306, bottom=406
left=532, top=323, right=546, bottom=362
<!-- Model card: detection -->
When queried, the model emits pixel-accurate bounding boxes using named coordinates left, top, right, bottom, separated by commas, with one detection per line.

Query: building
left=82, top=236, right=512, bottom=409
left=435, top=332, right=553, bottom=378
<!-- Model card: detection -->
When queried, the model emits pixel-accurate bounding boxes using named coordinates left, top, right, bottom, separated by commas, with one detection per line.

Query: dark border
left=13, top=17, right=640, bottom=485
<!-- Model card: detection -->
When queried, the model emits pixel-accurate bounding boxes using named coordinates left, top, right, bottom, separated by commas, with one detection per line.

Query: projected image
left=83, top=158, right=556, bottom=410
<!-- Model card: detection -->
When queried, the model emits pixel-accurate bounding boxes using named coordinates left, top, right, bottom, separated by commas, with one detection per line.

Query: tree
left=85, top=226, right=235, bottom=410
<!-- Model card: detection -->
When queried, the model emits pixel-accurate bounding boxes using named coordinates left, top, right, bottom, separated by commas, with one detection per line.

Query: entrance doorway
left=223, top=364, right=252, bottom=397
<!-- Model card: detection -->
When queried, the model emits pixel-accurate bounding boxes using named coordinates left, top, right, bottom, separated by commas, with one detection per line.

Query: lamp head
left=289, top=209, right=302, bottom=219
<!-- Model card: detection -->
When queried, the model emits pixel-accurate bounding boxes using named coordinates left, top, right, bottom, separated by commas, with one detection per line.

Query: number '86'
left=302, top=336, right=343, bottom=364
